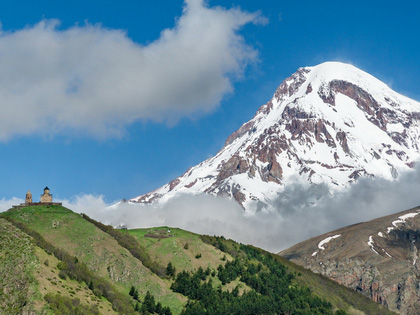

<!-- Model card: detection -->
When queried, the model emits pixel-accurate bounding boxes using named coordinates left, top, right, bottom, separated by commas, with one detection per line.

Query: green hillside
left=1, top=205, right=395, bottom=314
left=127, top=227, right=233, bottom=271
left=0, top=217, right=115, bottom=314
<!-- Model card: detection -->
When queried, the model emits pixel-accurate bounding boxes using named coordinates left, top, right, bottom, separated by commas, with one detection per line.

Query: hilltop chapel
left=16, top=187, right=62, bottom=207
left=40, top=186, right=53, bottom=203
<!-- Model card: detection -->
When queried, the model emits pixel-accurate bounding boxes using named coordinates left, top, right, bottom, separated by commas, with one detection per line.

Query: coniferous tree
left=143, top=291, right=156, bottom=313
left=129, top=286, right=136, bottom=297
left=129, top=286, right=139, bottom=301
left=155, top=302, right=162, bottom=314
left=133, top=288, right=139, bottom=301
left=166, top=262, right=176, bottom=278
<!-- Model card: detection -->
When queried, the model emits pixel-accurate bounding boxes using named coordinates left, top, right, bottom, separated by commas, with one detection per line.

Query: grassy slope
left=2, top=206, right=185, bottom=314
left=34, top=247, right=116, bottom=314
left=0, top=218, right=115, bottom=314
left=0, top=218, right=39, bottom=314
left=127, top=227, right=231, bottom=271
left=128, top=227, right=253, bottom=294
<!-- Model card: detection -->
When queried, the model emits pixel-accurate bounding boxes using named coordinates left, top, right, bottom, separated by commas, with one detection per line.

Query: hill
left=1, top=205, right=394, bottom=314
left=280, top=206, right=420, bottom=314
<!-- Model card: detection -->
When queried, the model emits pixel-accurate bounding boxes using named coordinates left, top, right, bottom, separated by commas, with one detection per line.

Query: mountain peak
left=131, top=62, right=420, bottom=212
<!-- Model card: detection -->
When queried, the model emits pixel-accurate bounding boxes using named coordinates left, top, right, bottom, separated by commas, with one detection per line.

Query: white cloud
left=0, top=197, right=24, bottom=211
left=0, top=0, right=264, bottom=140
left=60, top=194, right=109, bottom=214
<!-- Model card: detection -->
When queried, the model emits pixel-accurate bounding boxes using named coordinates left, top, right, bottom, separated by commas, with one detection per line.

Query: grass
left=0, top=218, right=39, bottom=314
left=34, top=247, right=116, bottom=314
left=127, top=226, right=231, bottom=272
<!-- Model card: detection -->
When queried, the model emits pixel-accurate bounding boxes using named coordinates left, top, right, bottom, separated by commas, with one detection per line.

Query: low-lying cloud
left=57, top=166, right=420, bottom=253
left=3, top=168, right=420, bottom=253
left=0, top=0, right=264, bottom=140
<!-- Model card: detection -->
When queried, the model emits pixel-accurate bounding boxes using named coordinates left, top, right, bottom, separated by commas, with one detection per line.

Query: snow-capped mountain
left=131, top=62, right=420, bottom=212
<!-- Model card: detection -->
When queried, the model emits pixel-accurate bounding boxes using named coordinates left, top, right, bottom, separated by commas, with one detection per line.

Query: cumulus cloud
left=0, top=0, right=264, bottom=140
left=60, top=166, right=420, bottom=253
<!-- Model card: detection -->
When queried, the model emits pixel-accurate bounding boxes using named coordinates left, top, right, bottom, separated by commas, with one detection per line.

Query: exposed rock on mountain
left=131, top=62, right=420, bottom=213
left=280, top=206, right=420, bottom=314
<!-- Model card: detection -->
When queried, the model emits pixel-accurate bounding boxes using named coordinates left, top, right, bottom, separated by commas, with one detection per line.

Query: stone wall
left=40, top=193, right=52, bottom=203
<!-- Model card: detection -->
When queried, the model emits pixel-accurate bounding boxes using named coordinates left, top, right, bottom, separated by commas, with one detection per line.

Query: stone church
left=16, top=186, right=62, bottom=207
left=40, top=186, right=53, bottom=203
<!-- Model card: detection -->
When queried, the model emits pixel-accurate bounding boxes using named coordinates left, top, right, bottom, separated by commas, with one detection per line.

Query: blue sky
left=0, top=0, right=419, bottom=204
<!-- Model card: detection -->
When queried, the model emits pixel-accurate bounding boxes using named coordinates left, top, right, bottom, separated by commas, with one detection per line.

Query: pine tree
left=144, top=290, right=156, bottom=313
left=155, top=301, right=162, bottom=314
left=129, top=285, right=135, bottom=297
left=166, top=262, right=176, bottom=278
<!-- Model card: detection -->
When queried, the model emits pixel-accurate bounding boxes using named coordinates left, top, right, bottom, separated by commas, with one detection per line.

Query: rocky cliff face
left=130, top=62, right=420, bottom=213
left=280, top=207, right=420, bottom=314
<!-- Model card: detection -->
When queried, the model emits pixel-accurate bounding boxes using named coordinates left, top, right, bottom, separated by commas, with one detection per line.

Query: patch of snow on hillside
left=381, top=248, right=392, bottom=258
left=368, top=236, right=379, bottom=255
left=318, top=234, right=341, bottom=250
left=387, top=211, right=420, bottom=233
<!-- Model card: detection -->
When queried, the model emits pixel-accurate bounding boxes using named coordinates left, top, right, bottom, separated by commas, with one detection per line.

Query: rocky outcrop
left=225, top=121, right=255, bottom=146
left=275, top=67, right=310, bottom=101
left=168, top=179, right=181, bottom=191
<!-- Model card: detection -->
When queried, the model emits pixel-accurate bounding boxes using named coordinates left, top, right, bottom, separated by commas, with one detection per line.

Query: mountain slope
left=0, top=205, right=393, bottom=314
left=0, top=217, right=116, bottom=314
left=280, top=206, right=420, bottom=314
left=130, top=62, right=420, bottom=213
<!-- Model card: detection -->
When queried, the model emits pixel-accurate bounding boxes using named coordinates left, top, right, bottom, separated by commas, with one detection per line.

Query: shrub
left=58, top=270, right=67, bottom=280
left=44, top=293, right=100, bottom=315
left=166, top=262, right=176, bottom=278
